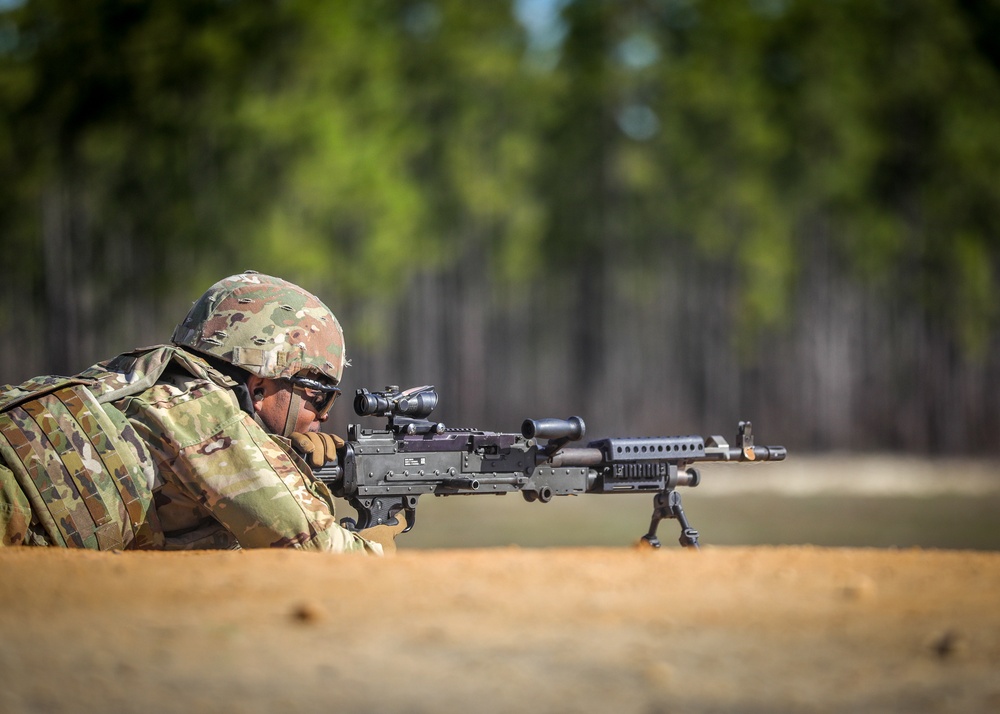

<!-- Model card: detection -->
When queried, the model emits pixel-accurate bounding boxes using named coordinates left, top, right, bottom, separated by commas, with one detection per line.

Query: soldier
left=0, top=271, right=402, bottom=554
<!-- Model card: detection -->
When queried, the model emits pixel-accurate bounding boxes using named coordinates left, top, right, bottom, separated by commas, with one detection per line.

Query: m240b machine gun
left=314, top=386, right=787, bottom=549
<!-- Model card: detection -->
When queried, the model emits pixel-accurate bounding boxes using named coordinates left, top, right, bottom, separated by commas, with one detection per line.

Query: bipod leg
left=672, top=490, right=700, bottom=549
left=640, top=490, right=700, bottom=550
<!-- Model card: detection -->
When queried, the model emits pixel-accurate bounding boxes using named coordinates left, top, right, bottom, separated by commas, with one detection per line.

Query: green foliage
left=217, top=1, right=554, bottom=335
left=1, top=0, right=999, bottom=356
left=0, top=0, right=293, bottom=304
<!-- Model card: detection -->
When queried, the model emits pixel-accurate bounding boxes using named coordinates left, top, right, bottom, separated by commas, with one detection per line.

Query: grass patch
left=332, top=491, right=1000, bottom=551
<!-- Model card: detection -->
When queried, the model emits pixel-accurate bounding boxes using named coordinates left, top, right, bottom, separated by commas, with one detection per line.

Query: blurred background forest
left=2, top=0, right=1000, bottom=455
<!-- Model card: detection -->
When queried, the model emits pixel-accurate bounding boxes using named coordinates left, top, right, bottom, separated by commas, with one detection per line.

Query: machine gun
left=314, top=385, right=786, bottom=549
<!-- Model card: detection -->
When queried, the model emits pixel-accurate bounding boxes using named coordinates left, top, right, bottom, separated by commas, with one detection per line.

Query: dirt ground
left=1, top=544, right=998, bottom=714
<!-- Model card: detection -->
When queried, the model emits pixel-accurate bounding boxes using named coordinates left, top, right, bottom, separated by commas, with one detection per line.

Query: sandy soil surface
left=1, top=545, right=998, bottom=713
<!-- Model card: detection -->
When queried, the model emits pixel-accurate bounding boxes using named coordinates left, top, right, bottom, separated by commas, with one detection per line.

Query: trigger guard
left=349, top=496, right=418, bottom=531
left=384, top=503, right=415, bottom=533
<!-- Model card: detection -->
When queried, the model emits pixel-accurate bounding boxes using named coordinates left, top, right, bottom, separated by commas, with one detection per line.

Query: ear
left=246, top=375, right=267, bottom=408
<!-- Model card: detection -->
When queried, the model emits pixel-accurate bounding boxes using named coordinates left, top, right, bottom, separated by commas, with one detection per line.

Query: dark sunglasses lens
left=285, top=380, right=339, bottom=416
left=319, top=391, right=337, bottom=411
left=310, top=389, right=337, bottom=415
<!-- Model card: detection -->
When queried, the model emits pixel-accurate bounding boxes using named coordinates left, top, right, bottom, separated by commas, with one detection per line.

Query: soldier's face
left=249, top=377, right=328, bottom=435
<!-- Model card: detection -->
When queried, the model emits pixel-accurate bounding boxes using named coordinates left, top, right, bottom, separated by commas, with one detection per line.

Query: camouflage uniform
left=81, top=346, right=377, bottom=552
left=2, top=272, right=380, bottom=554
left=0, top=374, right=164, bottom=549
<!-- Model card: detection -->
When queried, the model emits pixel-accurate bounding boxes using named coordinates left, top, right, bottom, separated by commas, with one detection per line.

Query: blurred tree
left=0, top=0, right=297, bottom=373
left=2, top=0, right=999, bottom=452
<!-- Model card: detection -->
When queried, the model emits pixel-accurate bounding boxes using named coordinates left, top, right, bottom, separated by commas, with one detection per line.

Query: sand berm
left=1, top=544, right=998, bottom=713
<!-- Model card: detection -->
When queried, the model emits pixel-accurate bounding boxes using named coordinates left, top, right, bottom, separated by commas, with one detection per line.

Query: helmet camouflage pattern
left=171, top=271, right=346, bottom=384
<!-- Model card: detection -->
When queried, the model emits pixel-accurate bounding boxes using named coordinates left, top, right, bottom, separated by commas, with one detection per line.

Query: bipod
left=640, top=490, right=700, bottom=550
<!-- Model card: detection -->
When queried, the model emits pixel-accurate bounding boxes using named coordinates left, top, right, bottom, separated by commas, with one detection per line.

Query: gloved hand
left=359, top=511, right=409, bottom=555
left=290, top=432, right=345, bottom=469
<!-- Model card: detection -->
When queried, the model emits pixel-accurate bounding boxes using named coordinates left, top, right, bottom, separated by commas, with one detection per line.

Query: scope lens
left=354, top=392, right=389, bottom=416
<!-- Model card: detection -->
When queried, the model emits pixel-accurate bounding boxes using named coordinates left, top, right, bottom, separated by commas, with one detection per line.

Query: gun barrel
left=544, top=447, right=604, bottom=467
left=754, top=445, right=786, bottom=461
left=707, top=444, right=787, bottom=462
left=543, top=443, right=786, bottom=467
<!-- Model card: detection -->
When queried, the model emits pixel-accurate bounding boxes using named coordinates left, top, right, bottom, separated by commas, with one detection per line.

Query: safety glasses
left=281, top=375, right=341, bottom=419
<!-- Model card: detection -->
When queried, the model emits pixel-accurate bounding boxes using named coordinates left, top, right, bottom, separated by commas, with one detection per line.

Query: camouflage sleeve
left=121, top=375, right=380, bottom=554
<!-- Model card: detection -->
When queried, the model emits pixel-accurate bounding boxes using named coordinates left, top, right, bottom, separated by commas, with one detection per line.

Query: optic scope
left=354, top=385, right=439, bottom=420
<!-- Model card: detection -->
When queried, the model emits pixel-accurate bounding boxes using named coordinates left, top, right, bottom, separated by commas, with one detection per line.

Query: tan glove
left=290, top=432, right=345, bottom=469
left=359, top=511, right=409, bottom=555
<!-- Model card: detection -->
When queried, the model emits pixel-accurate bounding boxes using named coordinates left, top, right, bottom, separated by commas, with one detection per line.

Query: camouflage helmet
left=171, top=271, right=346, bottom=384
